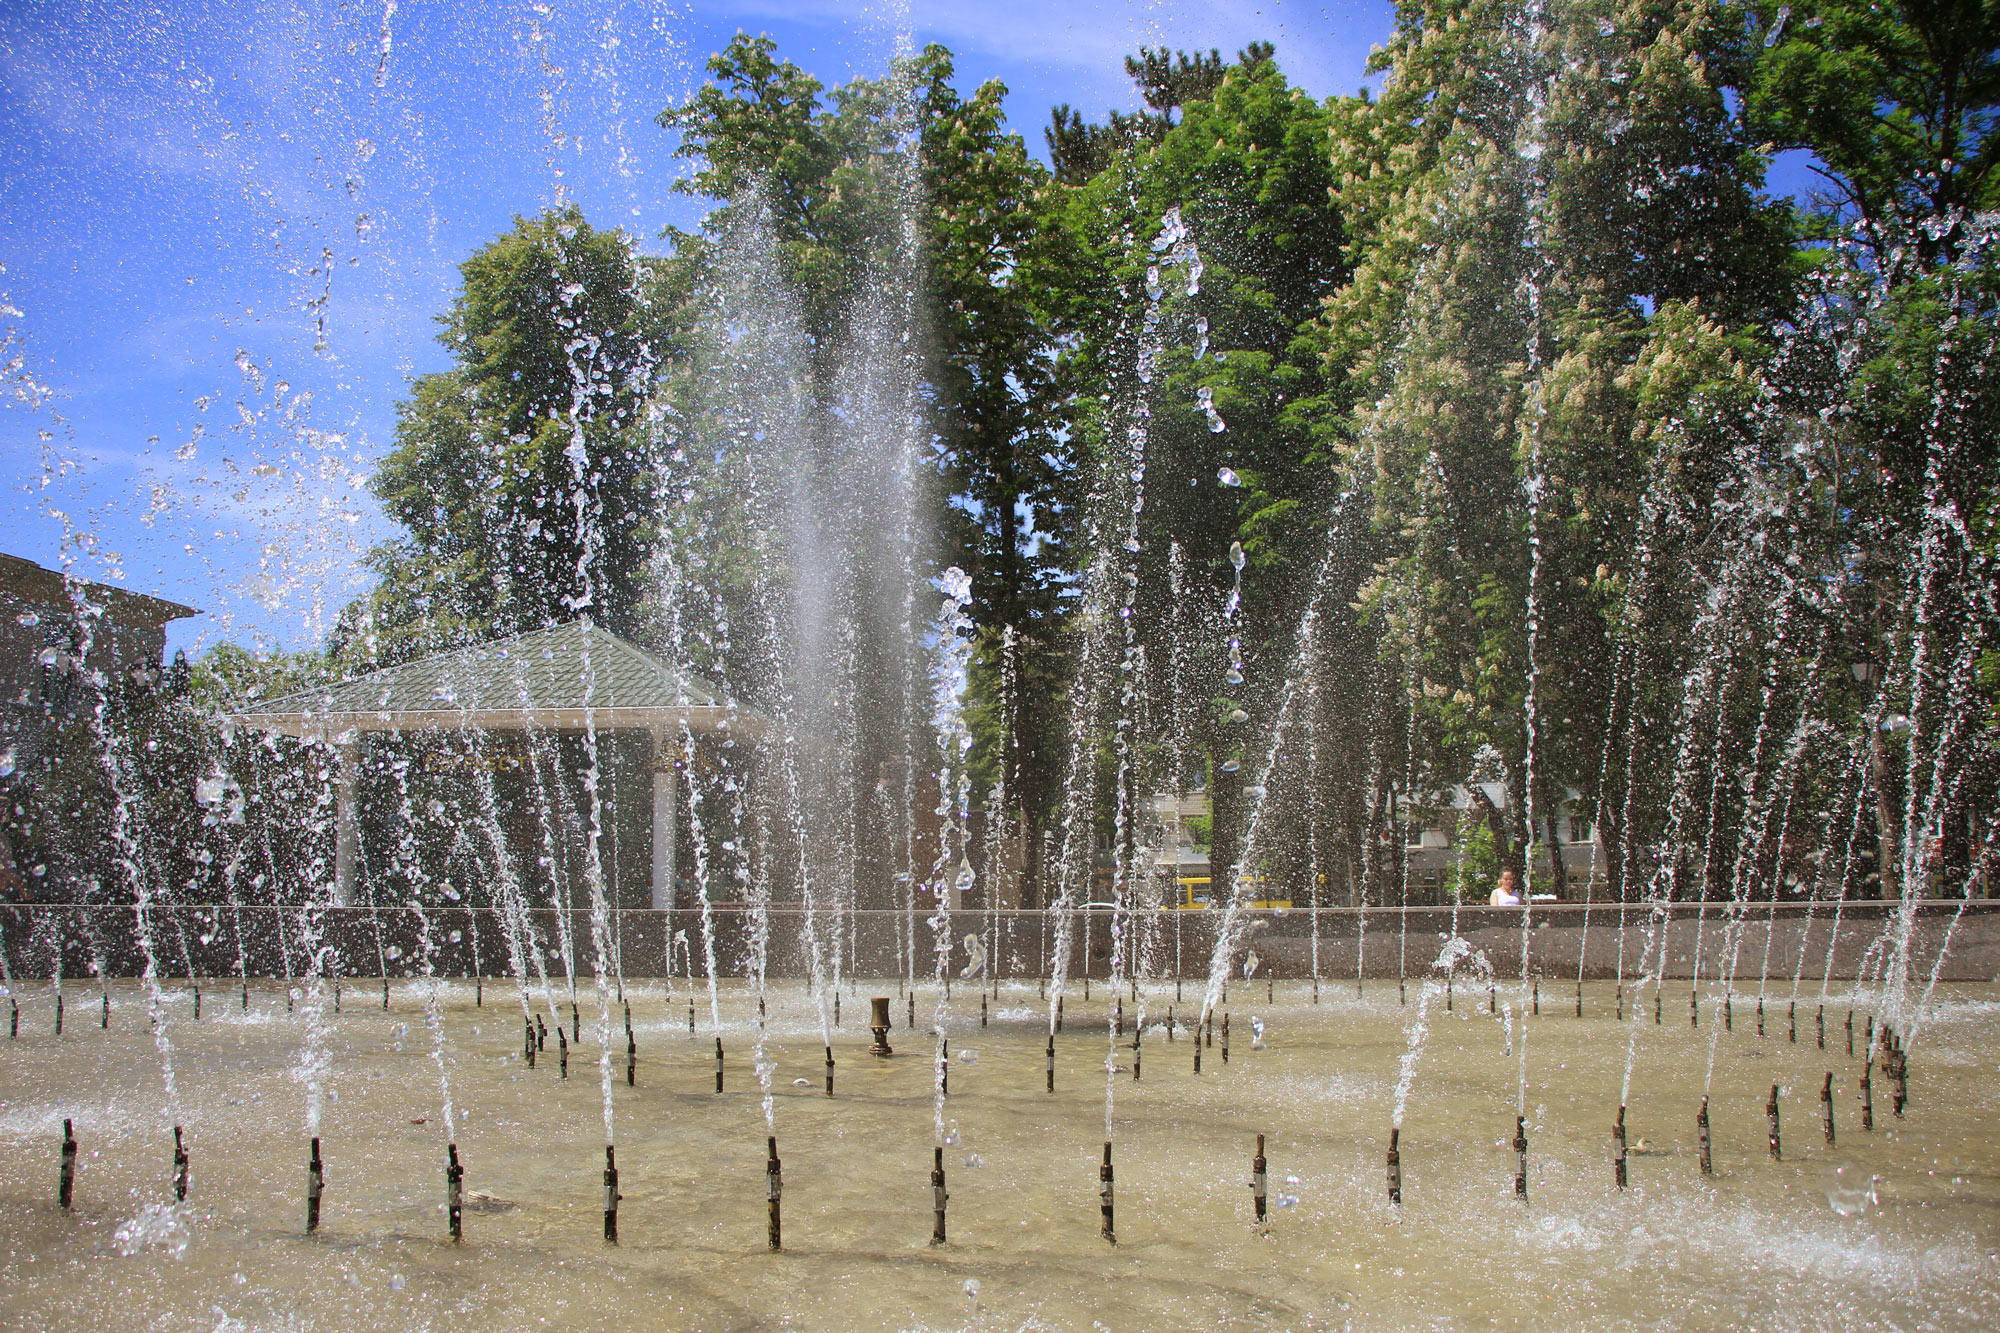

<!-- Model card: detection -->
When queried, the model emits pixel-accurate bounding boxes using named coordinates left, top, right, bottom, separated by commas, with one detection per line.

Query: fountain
left=1, top=0, right=1996, bottom=1327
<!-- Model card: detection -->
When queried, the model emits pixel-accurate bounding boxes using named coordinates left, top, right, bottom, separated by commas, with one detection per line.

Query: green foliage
left=1743, top=0, right=2000, bottom=260
left=339, top=206, right=660, bottom=670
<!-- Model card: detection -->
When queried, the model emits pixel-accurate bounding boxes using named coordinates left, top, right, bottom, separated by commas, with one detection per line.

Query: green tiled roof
left=240, top=620, right=736, bottom=732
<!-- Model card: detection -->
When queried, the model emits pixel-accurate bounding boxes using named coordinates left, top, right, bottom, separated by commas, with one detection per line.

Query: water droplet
left=964, top=1278, right=982, bottom=1298
left=1220, top=759, right=1241, bottom=773
left=1146, top=266, right=1163, bottom=302
left=1229, top=541, right=1245, bottom=570
left=0, top=748, right=14, bottom=778
left=14, top=612, right=37, bottom=627
left=391, top=1274, right=405, bottom=1290
left=1228, top=708, right=1249, bottom=724
left=1217, top=467, right=1240, bottom=487
left=1226, top=668, right=1244, bottom=685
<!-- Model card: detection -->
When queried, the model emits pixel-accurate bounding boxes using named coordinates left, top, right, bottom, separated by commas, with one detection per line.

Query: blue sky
left=0, top=0, right=1397, bottom=656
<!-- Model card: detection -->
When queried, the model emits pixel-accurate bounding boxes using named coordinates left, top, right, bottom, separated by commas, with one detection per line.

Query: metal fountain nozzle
left=869, top=996, right=894, bottom=1056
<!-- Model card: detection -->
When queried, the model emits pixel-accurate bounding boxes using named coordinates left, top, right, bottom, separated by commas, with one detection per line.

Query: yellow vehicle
left=1168, top=876, right=1292, bottom=910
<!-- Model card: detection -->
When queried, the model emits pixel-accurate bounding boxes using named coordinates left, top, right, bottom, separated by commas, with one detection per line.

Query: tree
left=337, top=207, right=660, bottom=669
left=1743, top=0, right=2000, bottom=265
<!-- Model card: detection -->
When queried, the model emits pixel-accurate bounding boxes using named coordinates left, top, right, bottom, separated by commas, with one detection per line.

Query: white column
left=334, top=739, right=360, bottom=908
left=651, top=727, right=677, bottom=911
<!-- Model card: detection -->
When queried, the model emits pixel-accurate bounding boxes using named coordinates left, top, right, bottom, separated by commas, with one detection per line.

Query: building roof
left=230, top=619, right=761, bottom=739
left=0, top=553, right=199, bottom=626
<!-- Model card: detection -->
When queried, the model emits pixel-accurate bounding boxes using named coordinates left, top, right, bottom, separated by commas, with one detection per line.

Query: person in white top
left=1489, top=867, right=1522, bottom=906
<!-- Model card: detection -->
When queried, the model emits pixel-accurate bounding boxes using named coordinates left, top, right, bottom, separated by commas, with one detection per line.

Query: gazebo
left=229, top=620, right=763, bottom=909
